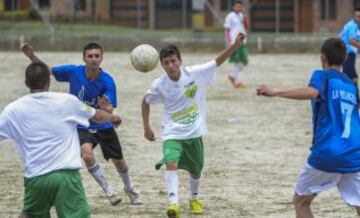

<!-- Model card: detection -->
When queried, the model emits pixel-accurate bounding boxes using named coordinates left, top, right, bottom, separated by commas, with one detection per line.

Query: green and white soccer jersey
left=144, top=60, right=216, bottom=141
left=224, top=11, right=247, bottom=44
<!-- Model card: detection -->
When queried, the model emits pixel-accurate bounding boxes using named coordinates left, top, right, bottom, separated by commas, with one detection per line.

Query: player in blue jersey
left=339, top=7, right=360, bottom=99
left=21, top=42, right=141, bottom=206
left=257, top=38, right=360, bottom=217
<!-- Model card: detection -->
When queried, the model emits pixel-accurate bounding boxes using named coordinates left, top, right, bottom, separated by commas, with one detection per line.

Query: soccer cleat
left=189, top=199, right=204, bottom=215
left=167, top=204, right=180, bottom=218
left=234, top=82, right=247, bottom=89
left=107, top=193, right=122, bottom=206
left=227, top=75, right=237, bottom=88
left=124, top=187, right=142, bottom=205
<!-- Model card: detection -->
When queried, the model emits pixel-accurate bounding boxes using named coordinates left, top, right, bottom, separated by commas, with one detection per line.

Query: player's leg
left=293, top=193, right=316, bottom=218
left=234, top=44, right=248, bottom=88
left=229, top=46, right=247, bottom=88
left=336, top=172, right=360, bottom=216
left=179, top=138, right=204, bottom=215
left=294, top=163, right=341, bottom=218
left=96, top=128, right=141, bottom=205
left=18, top=213, right=31, bottom=218
left=228, top=47, right=241, bottom=88
left=53, top=170, right=91, bottom=218
left=156, top=139, right=183, bottom=218
left=78, top=129, right=119, bottom=205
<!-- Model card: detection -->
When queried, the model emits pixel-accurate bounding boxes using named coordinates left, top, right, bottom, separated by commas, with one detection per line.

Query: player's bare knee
left=355, top=206, right=360, bottom=215
left=166, top=161, right=177, bottom=170
left=293, top=194, right=314, bottom=208
left=190, top=174, right=201, bottom=179
left=112, top=158, right=127, bottom=172
left=18, top=213, right=31, bottom=218
left=82, top=151, right=95, bottom=167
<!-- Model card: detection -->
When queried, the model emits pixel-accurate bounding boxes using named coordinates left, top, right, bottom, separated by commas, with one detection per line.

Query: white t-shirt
left=0, top=92, right=95, bottom=178
left=224, top=11, right=247, bottom=43
left=145, top=60, right=216, bottom=140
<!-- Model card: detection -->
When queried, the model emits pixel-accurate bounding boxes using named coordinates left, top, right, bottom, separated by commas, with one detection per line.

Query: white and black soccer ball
left=130, top=44, right=159, bottom=73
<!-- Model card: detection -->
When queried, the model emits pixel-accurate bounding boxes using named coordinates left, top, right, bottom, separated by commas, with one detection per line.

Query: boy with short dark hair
left=257, top=37, right=360, bottom=217
left=142, top=33, right=245, bottom=218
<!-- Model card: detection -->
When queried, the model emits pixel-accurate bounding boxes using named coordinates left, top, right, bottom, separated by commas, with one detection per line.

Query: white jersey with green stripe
left=145, top=60, right=217, bottom=140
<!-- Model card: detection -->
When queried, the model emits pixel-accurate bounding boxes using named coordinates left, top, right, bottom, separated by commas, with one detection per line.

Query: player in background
left=21, top=42, right=141, bottom=206
left=142, top=33, right=245, bottom=218
left=224, top=0, right=249, bottom=88
left=0, top=62, right=122, bottom=217
left=339, top=6, right=360, bottom=101
left=257, top=38, right=360, bottom=217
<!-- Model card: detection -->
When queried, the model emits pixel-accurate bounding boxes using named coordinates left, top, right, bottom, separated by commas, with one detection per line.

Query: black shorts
left=77, top=128, right=123, bottom=161
left=343, top=53, right=358, bottom=80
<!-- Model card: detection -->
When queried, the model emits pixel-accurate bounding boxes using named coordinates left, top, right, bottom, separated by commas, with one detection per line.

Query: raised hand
left=256, top=85, right=276, bottom=97
left=21, top=43, right=34, bottom=58
left=233, top=33, right=245, bottom=46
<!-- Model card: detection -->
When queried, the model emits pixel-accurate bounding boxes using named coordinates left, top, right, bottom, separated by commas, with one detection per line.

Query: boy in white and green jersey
left=142, top=33, right=245, bottom=218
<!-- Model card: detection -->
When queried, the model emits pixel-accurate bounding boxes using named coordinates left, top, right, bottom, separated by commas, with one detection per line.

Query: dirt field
left=0, top=52, right=357, bottom=218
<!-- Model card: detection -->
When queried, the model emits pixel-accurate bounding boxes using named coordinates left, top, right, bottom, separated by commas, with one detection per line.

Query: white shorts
left=295, top=163, right=360, bottom=207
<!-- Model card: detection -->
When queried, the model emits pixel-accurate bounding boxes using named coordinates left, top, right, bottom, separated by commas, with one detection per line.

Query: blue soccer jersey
left=339, top=19, right=360, bottom=54
left=308, top=69, right=360, bottom=173
left=52, top=65, right=117, bottom=130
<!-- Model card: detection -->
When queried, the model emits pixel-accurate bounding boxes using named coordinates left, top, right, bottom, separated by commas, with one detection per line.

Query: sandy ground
left=0, top=52, right=357, bottom=218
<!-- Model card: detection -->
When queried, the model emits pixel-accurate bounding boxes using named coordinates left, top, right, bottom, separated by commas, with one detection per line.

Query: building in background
left=0, top=0, right=31, bottom=20
left=1, top=0, right=360, bottom=33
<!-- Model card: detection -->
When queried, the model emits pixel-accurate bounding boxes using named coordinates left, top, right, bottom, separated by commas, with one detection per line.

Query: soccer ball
left=130, top=44, right=159, bottom=73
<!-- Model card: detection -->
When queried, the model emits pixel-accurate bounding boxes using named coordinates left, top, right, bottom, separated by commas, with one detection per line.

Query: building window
left=354, top=0, right=360, bottom=9
left=321, top=0, right=336, bottom=20
left=221, top=0, right=233, bottom=11
left=75, top=0, right=86, bottom=11
left=38, top=0, right=50, bottom=8
left=4, top=0, right=18, bottom=11
left=221, top=0, right=234, bottom=11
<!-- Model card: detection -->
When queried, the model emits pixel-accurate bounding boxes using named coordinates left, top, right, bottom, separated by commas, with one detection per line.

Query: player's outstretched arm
left=256, top=85, right=319, bottom=100
left=142, top=98, right=156, bottom=141
left=91, top=109, right=121, bottom=128
left=21, top=43, right=44, bottom=63
left=215, top=33, right=245, bottom=66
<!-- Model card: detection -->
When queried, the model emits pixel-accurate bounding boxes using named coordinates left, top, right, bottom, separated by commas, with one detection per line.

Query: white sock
left=188, top=176, right=201, bottom=200
left=165, top=170, right=179, bottom=204
left=88, top=163, right=113, bottom=196
left=231, top=64, right=240, bottom=83
left=118, top=168, right=134, bottom=192
left=232, top=63, right=245, bottom=83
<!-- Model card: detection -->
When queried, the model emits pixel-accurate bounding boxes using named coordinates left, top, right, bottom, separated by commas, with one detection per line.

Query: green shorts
left=156, top=137, right=204, bottom=176
left=229, top=44, right=249, bottom=65
left=22, top=169, right=91, bottom=218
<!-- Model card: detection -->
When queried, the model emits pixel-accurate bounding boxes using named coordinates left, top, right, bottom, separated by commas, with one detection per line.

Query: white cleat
left=125, top=187, right=142, bottom=205
left=107, top=192, right=122, bottom=206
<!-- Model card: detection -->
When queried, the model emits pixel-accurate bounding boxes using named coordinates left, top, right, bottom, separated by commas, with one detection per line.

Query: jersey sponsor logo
left=332, top=89, right=357, bottom=105
left=330, top=80, right=357, bottom=138
left=185, top=83, right=198, bottom=99
left=171, top=103, right=200, bottom=125
left=78, top=85, right=97, bottom=107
